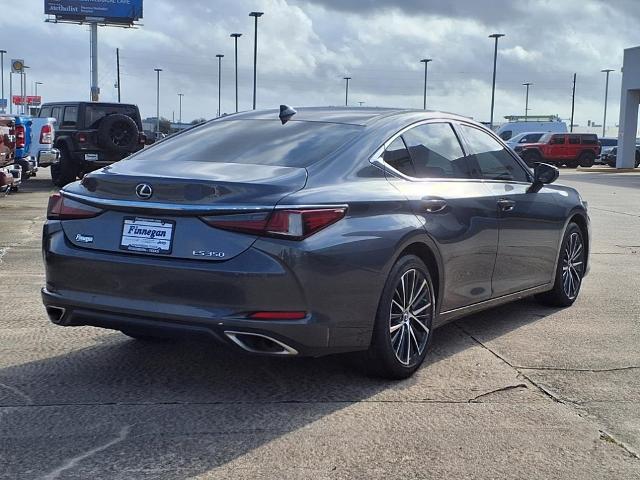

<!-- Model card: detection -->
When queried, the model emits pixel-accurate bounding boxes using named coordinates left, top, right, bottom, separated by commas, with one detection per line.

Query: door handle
left=497, top=198, right=516, bottom=212
left=421, top=199, right=448, bottom=213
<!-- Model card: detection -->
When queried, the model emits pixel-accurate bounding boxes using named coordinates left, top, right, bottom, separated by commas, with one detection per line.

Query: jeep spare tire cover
left=97, top=114, right=139, bottom=153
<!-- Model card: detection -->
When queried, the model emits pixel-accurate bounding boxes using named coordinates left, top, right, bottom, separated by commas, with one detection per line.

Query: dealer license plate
left=120, top=217, right=175, bottom=254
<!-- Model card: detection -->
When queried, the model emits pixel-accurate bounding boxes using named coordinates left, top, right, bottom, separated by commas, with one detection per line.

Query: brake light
left=76, top=132, right=88, bottom=144
left=249, top=311, right=307, bottom=320
left=15, top=125, right=25, bottom=149
left=139, top=132, right=147, bottom=145
left=40, top=124, right=53, bottom=144
left=47, top=193, right=103, bottom=220
left=201, top=208, right=346, bottom=240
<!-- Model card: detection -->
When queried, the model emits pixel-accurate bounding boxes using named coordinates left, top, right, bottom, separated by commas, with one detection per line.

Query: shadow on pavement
left=0, top=296, right=561, bottom=478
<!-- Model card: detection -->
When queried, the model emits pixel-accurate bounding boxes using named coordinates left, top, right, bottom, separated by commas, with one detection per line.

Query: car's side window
left=550, top=135, right=565, bottom=145
left=51, top=107, right=62, bottom=127
left=383, top=137, right=414, bottom=176
left=401, top=123, right=470, bottom=179
left=39, top=106, right=52, bottom=118
left=62, top=106, right=78, bottom=128
left=459, top=124, right=530, bottom=183
left=568, top=135, right=580, bottom=145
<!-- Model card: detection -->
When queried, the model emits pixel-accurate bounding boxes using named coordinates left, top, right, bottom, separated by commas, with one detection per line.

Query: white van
left=496, top=119, right=567, bottom=141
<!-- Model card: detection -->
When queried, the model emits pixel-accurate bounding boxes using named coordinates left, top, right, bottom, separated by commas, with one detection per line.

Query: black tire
left=16, top=158, right=31, bottom=182
left=635, top=151, right=640, bottom=168
left=578, top=151, right=595, bottom=168
left=365, top=255, right=436, bottom=379
left=522, top=150, right=542, bottom=167
left=51, top=147, right=78, bottom=188
left=535, top=223, right=585, bottom=307
left=566, top=160, right=579, bottom=169
left=97, top=114, right=139, bottom=153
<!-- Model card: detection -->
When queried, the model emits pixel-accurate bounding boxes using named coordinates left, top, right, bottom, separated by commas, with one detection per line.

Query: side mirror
left=528, top=163, right=559, bottom=193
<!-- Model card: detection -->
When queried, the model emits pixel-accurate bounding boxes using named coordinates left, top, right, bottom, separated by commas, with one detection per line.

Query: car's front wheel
left=365, top=255, right=435, bottom=379
left=535, top=223, right=585, bottom=307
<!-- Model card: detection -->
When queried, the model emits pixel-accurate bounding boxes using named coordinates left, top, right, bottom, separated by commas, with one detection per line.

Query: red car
left=0, top=116, right=17, bottom=191
left=514, top=133, right=601, bottom=168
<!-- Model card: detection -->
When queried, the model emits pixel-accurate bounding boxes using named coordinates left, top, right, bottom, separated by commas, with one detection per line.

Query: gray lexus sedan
left=42, top=107, right=590, bottom=378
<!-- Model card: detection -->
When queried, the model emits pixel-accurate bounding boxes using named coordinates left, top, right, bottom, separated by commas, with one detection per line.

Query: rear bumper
left=38, top=148, right=60, bottom=167
left=42, top=223, right=377, bottom=356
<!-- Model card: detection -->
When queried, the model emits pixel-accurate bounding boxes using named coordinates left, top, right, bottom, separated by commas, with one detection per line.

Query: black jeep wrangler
left=38, top=102, right=145, bottom=187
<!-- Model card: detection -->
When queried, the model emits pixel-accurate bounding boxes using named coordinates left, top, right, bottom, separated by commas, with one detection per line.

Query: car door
left=380, top=122, right=499, bottom=312
left=549, top=134, right=567, bottom=161
left=456, top=123, right=565, bottom=297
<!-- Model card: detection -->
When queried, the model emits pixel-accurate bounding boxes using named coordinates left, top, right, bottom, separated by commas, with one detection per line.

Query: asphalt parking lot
left=1, top=169, right=639, bottom=479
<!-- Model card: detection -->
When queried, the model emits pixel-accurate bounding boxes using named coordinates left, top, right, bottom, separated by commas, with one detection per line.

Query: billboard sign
left=44, top=0, right=143, bottom=24
left=13, top=96, right=42, bottom=106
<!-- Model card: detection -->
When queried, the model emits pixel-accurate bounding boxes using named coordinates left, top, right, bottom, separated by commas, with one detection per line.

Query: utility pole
left=344, top=77, right=351, bottom=106
left=249, top=12, right=264, bottom=110
left=0, top=50, right=5, bottom=114
left=178, top=93, right=184, bottom=124
left=35, top=81, right=43, bottom=100
left=90, top=23, right=99, bottom=101
left=9, top=72, right=12, bottom=114
left=570, top=73, right=576, bottom=133
left=420, top=59, right=432, bottom=110
left=216, top=54, right=224, bottom=117
left=116, top=48, right=121, bottom=102
left=522, top=82, right=533, bottom=121
left=230, top=33, right=242, bottom=113
left=489, top=33, right=505, bottom=129
left=154, top=68, right=162, bottom=135
left=601, top=69, right=614, bottom=138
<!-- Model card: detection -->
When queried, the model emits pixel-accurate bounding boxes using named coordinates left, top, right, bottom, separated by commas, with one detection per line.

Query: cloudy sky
left=1, top=0, right=637, bottom=127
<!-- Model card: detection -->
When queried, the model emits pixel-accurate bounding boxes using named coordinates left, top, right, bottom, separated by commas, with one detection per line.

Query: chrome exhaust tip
left=224, top=331, right=298, bottom=356
left=46, top=306, right=67, bottom=323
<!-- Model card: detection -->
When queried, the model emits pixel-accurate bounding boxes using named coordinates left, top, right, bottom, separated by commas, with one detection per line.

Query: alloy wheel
left=562, top=232, right=584, bottom=300
left=389, top=269, right=433, bottom=366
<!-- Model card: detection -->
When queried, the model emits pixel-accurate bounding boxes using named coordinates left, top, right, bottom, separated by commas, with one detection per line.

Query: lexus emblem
left=135, top=183, right=153, bottom=200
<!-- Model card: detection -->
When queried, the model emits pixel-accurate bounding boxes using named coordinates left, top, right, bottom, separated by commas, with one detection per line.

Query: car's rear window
left=581, top=135, right=598, bottom=145
left=85, top=105, right=140, bottom=129
left=131, top=119, right=363, bottom=168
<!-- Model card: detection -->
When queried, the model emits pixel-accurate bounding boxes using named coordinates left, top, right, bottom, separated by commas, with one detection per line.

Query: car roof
left=41, top=102, right=138, bottom=108
left=225, top=106, right=472, bottom=127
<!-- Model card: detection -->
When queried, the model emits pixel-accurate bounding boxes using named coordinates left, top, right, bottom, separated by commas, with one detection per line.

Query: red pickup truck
left=514, top=133, right=601, bottom=168
left=0, top=116, right=17, bottom=192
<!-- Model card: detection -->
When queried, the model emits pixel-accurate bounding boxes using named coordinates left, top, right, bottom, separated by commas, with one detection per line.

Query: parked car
left=597, top=137, right=618, bottom=163
left=505, top=132, right=546, bottom=149
left=42, top=107, right=590, bottom=379
left=27, top=117, right=59, bottom=173
left=38, top=102, right=146, bottom=187
left=496, top=119, right=567, bottom=141
left=514, top=133, right=601, bottom=168
left=0, top=116, right=18, bottom=192
left=600, top=146, right=640, bottom=168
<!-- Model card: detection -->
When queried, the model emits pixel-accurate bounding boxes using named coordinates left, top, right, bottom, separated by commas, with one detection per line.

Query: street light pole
left=154, top=68, right=162, bottom=135
left=35, top=81, right=43, bottom=104
left=601, top=69, right=614, bottom=138
left=489, top=33, right=505, bottom=129
left=344, top=77, right=351, bottom=106
left=420, top=58, right=432, bottom=110
left=522, top=82, right=533, bottom=121
left=216, top=54, right=224, bottom=117
left=249, top=12, right=264, bottom=110
left=230, top=33, right=242, bottom=113
left=178, top=93, right=184, bottom=124
left=0, top=50, right=6, bottom=113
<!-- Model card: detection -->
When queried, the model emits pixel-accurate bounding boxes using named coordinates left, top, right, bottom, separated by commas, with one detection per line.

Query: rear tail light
left=40, top=124, right=53, bottom=144
left=201, top=208, right=346, bottom=240
left=138, top=132, right=147, bottom=145
left=47, top=193, right=103, bottom=220
left=76, top=132, right=88, bottom=144
left=15, top=125, right=25, bottom=149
